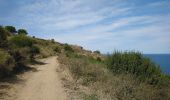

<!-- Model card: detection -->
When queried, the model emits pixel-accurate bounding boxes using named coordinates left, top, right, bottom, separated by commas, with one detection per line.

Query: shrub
left=51, top=39, right=55, bottom=43
left=30, top=46, right=40, bottom=54
left=54, top=46, right=61, bottom=53
left=96, top=57, right=102, bottom=62
left=18, top=29, right=28, bottom=35
left=58, top=52, right=170, bottom=100
left=5, top=26, right=16, bottom=33
left=0, top=49, right=13, bottom=66
left=61, top=52, right=105, bottom=84
left=0, top=26, right=7, bottom=41
left=0, top=26, right=10, bottom=47
left=9, top=35, right=34, bottom=47
left=106, top=51, right=162, bottom=84
left=64, top=44, right=74, bottom=52
left=94, top=50, right=100, bottom=54
left=30, top=45, right=40, bottom=60
left=9, top=47, right=30, bottom=65
left=0, top=49, right=15, bottom=78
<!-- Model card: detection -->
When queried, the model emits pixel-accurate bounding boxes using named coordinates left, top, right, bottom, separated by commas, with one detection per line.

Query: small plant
left=82, top=93, right=98, bottom=100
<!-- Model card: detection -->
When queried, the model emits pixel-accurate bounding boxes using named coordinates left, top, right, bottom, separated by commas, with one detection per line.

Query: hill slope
left=0, top=25, right=170, bottom=100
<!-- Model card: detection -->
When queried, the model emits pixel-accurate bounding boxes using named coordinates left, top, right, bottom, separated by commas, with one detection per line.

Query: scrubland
left=0, top=25, right=170, bottom=100
left=58, top=47, right=170, bottom=100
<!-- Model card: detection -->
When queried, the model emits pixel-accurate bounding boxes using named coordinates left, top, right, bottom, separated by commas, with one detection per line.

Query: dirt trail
left=15, top=56, right=67, bottom=100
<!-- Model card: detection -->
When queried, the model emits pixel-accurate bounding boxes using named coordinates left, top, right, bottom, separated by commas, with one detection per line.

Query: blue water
left=144, top=54, right=170, bottom=75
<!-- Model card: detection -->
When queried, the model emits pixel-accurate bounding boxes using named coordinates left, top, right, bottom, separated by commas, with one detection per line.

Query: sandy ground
left=0, top=56, right=68, bottom=100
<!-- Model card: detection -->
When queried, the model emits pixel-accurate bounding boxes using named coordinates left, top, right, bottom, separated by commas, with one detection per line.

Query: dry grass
left=33, top=38, right=62, bottom=58
left=58, top=52, right=170, bottom=100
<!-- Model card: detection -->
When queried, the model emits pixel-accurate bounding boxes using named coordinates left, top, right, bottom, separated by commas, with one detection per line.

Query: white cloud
left=53, top=14, right=170, bottom=53
left=1, top=0, right=170, bottom=53
left=147, top=1, right=170, bottom=7
left=14, top=0, right=131, bottom=31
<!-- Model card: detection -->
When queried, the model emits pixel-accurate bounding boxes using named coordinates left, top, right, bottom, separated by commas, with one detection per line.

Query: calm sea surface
left=144, top=54, right=170, bottom=75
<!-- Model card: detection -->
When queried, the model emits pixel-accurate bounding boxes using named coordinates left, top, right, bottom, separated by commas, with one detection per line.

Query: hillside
left=0, top=26, right=170, bottom=100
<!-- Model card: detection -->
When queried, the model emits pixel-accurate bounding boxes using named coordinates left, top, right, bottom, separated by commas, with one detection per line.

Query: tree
left=5, top=26, right=17, bottom=33
left=51, top=39, right=55, bottom=43
left=94, top=50, right=100, bottom=54
left=18, top=29, right=28, bottom=35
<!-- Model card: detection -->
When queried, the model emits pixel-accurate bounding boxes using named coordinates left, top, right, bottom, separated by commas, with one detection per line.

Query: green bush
left=58, top=51, right=170, bottom=100
left=18, top=29, right=28, bottom=35
left=106, top=51, right=163, bottom=84
left=64, top=44, right=74, bottom=52
left=5, top=26, right=16, bottom=33
left=30, top=45, right=40, bottom=54
left=9, top=47, right=30, bottom=65
left=30, top=45, right=40, bottom=60
left=93, top=50, right=100, bottom=54
left=96, top=57, right=102, bottom=62
left=0, top=49, right=15, bottom=78
left=54, top=46, right=61, bottom=53
left=0, top=26, right=7, bottom=41
left=0, top=49, right=12, bottom=66
left=51, top=39, right=55, bottom=43
left=9, top=35, right=34, bottom=47
left=0, top=26, right=11, bottom=47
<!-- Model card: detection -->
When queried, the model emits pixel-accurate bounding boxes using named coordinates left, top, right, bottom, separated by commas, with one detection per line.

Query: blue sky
left=0, top=0, right=170, bottom=53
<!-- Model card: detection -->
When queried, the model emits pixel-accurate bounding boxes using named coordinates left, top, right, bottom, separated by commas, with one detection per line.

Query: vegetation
left=18, top=29, right=28, bottom=35
left=9, top=35, right=34, bottom=47
left=0, top=25, right=61, bottom=79
left=30, top=45, right=40, bottom=60
left=51, top=39, right=55, bottom=43
left=0, top=49, right=15, bottom=78
left=93, top=50, right=100, bottom=54
left=0, top=26, right=7, bottom=41
left=106, top=51, right=164, bottom=85
left=54, top=46, right=61, bottom=53
left=64, top=43, right=74, bottom=52
left=1, top=25, right=170, bottom=100
left=4, top=26, right=16, bottom=33
left=58, top=50, right=170, bottom=100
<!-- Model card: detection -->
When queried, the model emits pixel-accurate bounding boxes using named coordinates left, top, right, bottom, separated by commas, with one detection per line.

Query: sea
left=144, top=54, right=170, bottom=75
